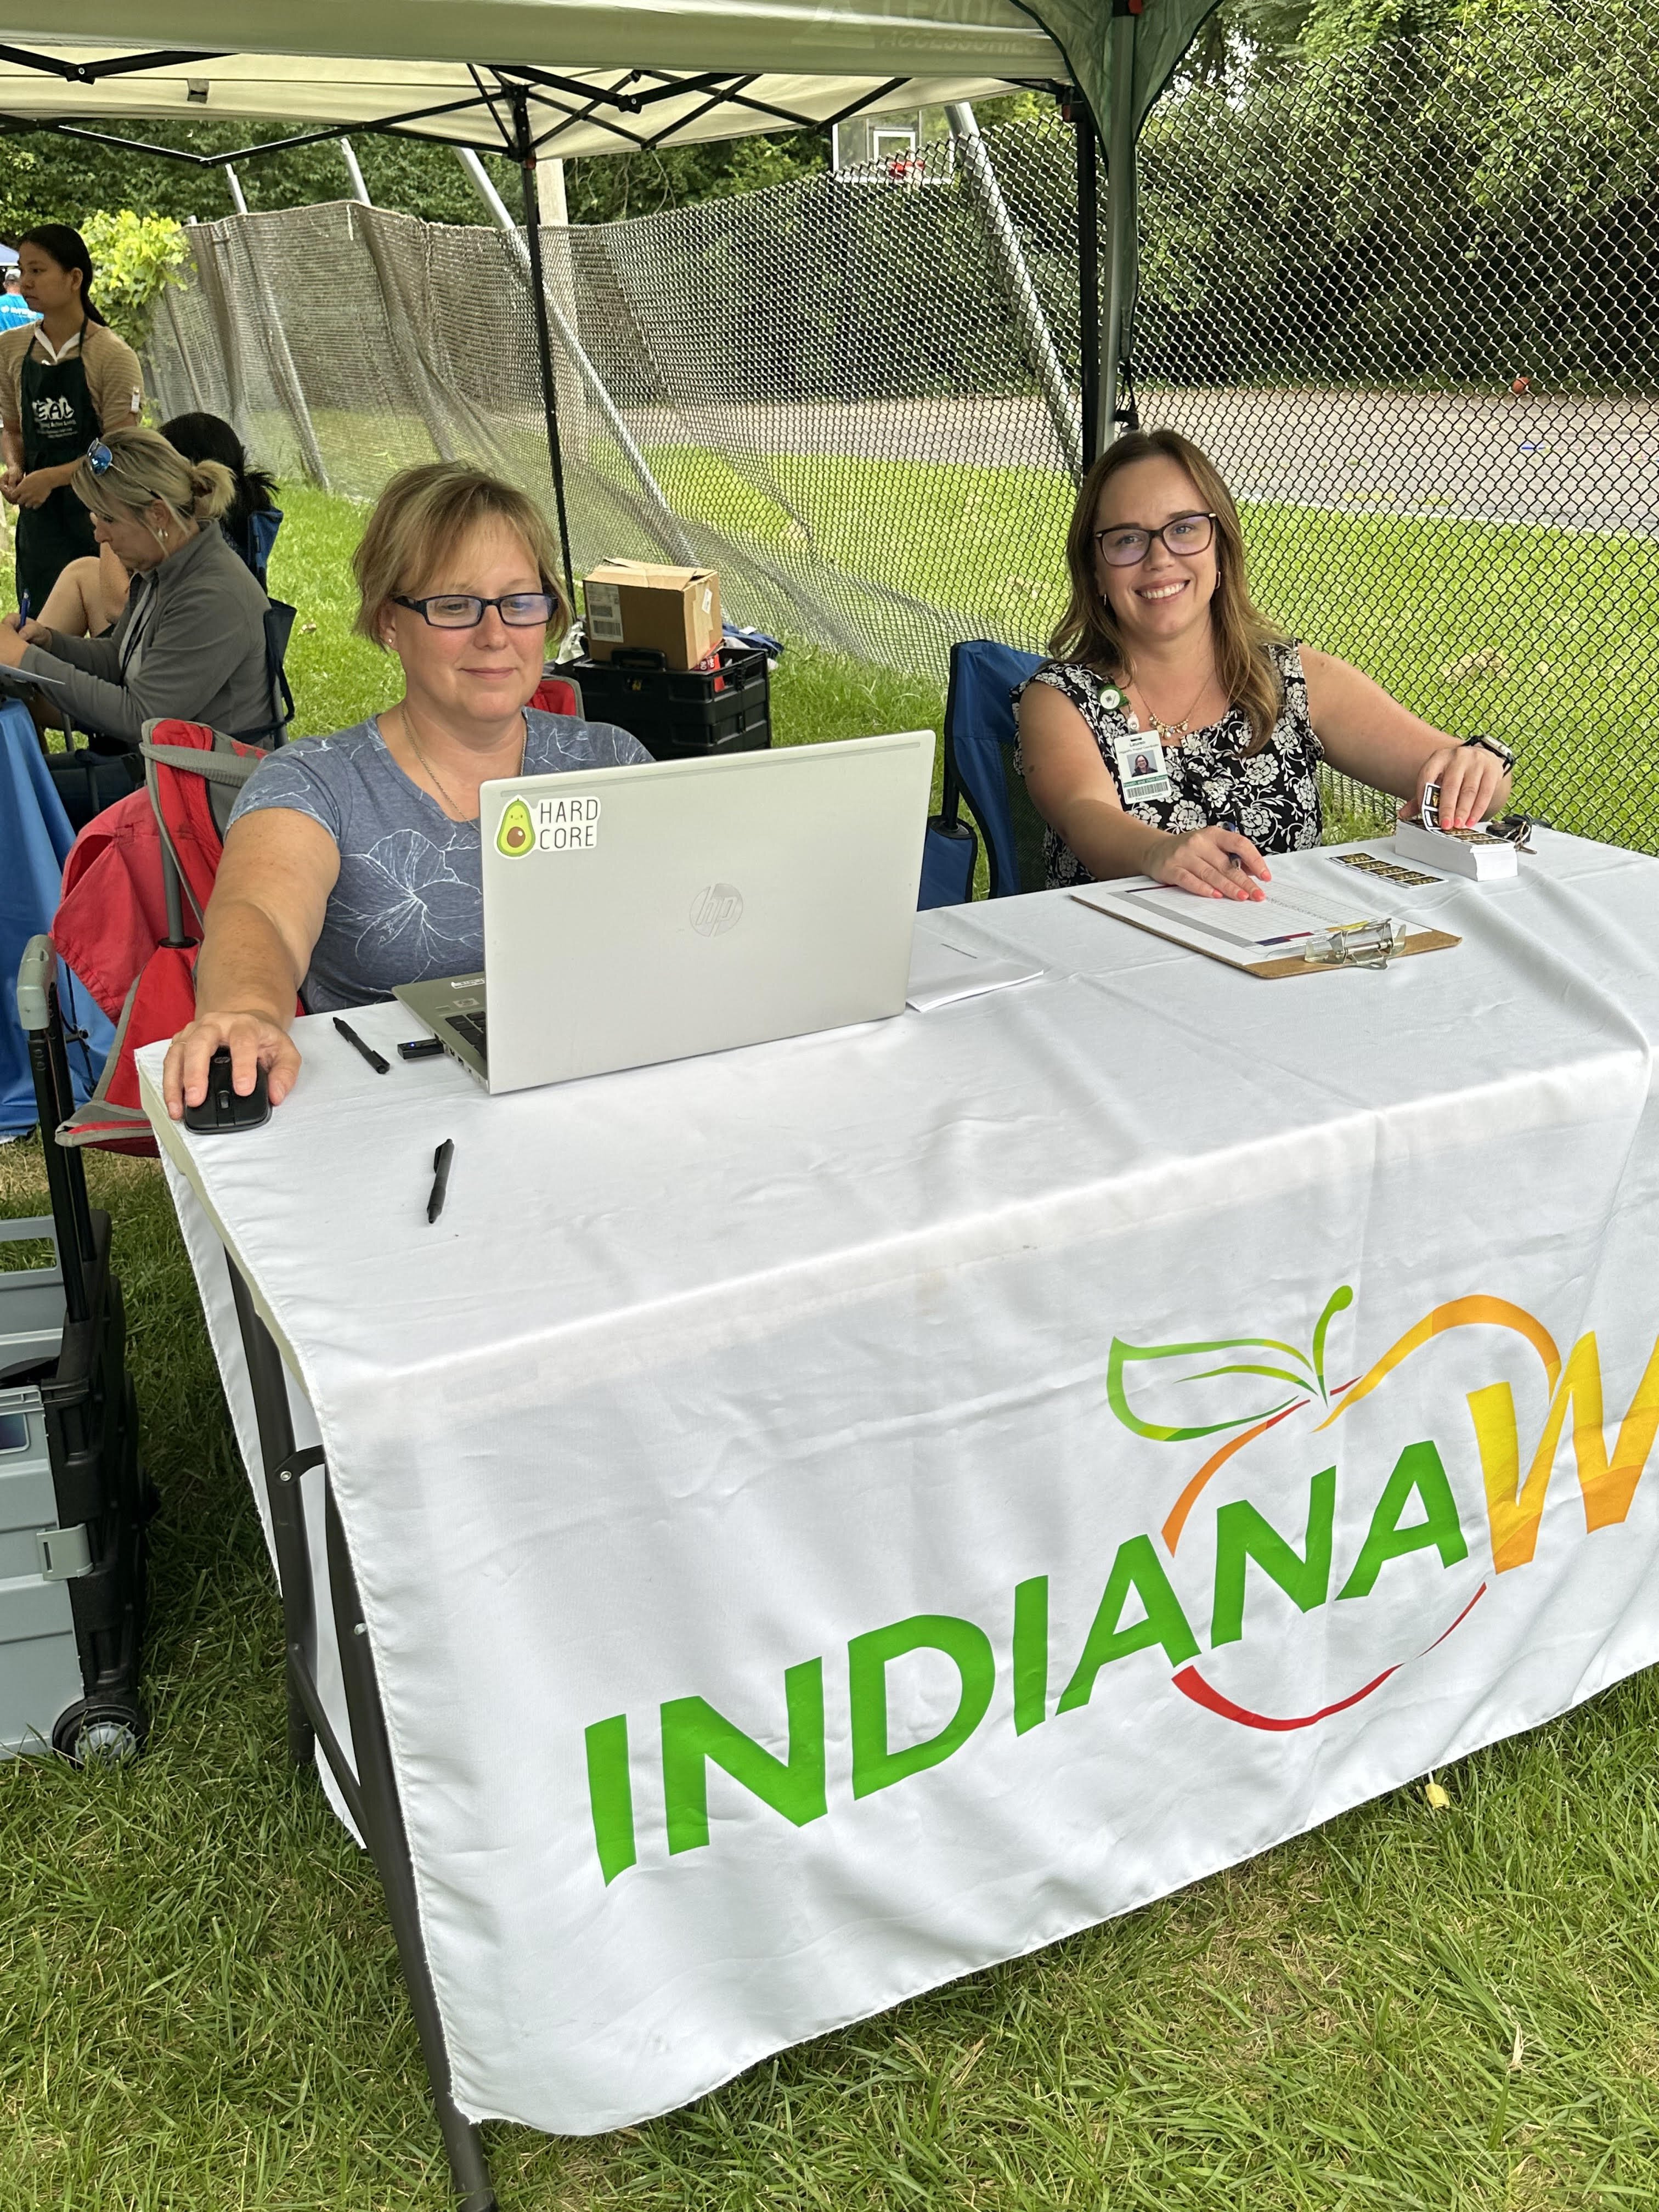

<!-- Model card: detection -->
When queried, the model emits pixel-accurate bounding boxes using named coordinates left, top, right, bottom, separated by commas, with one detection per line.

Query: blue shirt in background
left=0, top=295, right=40, bottom=332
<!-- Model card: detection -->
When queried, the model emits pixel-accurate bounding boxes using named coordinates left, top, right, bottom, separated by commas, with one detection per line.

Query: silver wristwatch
left=1463, top=733, right=1515, bottom=772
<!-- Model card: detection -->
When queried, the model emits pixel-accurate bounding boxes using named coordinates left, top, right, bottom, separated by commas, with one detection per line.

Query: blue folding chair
left=919, top=639, right=1050, bottom=905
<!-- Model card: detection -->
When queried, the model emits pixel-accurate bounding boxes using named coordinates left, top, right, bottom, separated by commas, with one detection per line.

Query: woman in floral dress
left=1015, top=429, right=1513, bottom=900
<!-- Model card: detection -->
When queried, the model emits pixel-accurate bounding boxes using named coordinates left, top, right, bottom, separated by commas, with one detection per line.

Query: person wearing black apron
left=14, top=319, right=101, bottom=611
left=1, top=225, right=142, bottom=612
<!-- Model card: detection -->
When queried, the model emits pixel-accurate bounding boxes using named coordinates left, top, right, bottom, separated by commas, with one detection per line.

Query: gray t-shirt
left=229, top=709, right=651, bottom=1012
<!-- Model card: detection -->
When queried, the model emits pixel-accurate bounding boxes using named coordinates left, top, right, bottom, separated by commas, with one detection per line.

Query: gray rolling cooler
left=3, top=939, right=149, bottom=1763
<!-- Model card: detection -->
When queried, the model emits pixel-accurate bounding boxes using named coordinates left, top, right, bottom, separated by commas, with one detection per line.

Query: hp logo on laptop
left=690, top=883, right=744, bottom=937
left=690, top=880, right=743, bottom=933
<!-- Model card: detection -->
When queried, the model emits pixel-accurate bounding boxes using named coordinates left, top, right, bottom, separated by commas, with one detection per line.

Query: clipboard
left=1071, top=887, right=1460, bottom=978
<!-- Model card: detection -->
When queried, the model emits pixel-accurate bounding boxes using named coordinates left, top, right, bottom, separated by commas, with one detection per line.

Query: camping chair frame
left=225, top=1271, right=499, bottom=2212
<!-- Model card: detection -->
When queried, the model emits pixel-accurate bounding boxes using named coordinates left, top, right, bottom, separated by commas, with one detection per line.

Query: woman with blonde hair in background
left=1015, top=427, right=1514, bottom=898
left=0, top=424, right=275, bottom=747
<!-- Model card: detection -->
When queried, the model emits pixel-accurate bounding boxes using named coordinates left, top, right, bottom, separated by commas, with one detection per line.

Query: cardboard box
left=582, top=561, right=721, bottom=670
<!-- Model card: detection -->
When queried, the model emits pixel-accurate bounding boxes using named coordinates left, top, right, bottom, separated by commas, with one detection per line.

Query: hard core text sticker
left=497, top=794, right=601, bottom=856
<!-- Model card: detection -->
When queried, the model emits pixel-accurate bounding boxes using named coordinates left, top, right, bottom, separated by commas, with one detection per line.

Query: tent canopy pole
left=508, top=91, right=579, bottom=621
left=1100, top=0, right=1139, bottom=443
left=1071, top=90, right=1101, bottom=466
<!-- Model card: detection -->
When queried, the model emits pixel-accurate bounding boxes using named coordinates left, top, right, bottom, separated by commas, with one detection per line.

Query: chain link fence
left=147, top=7, right=1659, bottom=848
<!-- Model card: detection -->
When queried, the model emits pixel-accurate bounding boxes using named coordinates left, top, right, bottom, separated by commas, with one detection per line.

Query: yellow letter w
left=1468, top=1331, right=1659, bottom=1573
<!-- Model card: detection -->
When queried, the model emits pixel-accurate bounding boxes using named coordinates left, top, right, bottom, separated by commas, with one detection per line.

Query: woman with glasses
left=1015, top=428, right=1513, bottom=899
left=162, top=462, right=650, bottom=1119
left=0, top=425, right=274, bottom=747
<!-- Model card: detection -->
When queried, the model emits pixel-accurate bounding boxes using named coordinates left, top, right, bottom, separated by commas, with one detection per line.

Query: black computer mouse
left=183, top=1047, right=271, bottom=1134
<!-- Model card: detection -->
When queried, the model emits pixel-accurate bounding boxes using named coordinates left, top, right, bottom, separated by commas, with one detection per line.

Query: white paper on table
left=1096, top=879, right=1385, bottom=950
left=905, top=934, right=1043, bottom=1011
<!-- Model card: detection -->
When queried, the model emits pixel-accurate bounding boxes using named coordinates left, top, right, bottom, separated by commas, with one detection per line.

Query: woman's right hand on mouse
left=1148, top=821, right=1273, bottom=901
left=163, top=1011, right=301, bottom=1120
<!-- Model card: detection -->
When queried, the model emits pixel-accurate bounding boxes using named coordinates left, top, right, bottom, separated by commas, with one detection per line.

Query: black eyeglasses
left=85, top=438, right=114, bottom=476
left=392, top=591, right=558, bottom=630
left=1094, top=511, right=1217, bottom=567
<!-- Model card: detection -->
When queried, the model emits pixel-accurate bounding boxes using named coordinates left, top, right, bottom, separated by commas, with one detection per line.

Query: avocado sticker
left=497, top=798, right=535, bottom=857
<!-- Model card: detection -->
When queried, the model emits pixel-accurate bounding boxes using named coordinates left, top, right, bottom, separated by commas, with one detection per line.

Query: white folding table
left=140, top=831, right=1659, bottom=2211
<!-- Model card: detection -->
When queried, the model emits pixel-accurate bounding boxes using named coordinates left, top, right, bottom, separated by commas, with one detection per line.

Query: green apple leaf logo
left=1107, top=1284, right=1354, bottom=1442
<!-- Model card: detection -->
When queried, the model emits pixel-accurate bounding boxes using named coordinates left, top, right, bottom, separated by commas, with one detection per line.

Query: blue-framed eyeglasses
left=84, top=439, right=114, bottom=476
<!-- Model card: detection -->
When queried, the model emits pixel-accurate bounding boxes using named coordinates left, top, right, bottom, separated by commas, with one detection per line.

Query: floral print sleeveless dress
left=1014, top=639, right=1324, bottom=891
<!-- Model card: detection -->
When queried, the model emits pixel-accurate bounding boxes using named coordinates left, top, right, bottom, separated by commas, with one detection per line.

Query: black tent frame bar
left=0, top=43, right=1064, bottom=159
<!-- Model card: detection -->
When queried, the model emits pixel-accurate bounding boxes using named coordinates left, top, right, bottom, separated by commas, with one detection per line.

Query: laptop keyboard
left=448, top=1011, right=488, bottom=1064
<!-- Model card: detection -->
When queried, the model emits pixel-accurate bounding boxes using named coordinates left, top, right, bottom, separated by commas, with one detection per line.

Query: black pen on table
left=426, top=1139, right=455, bottom=1225
left=333, top=1015, right=390, bottom=1074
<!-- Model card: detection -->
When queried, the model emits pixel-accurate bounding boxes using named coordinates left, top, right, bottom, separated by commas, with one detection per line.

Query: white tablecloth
left=140, top=832, right=1659, bottom=2135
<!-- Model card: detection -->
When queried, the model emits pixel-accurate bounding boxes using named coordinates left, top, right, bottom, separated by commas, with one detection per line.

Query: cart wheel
left=52, top=1696, right=148, bottom=1766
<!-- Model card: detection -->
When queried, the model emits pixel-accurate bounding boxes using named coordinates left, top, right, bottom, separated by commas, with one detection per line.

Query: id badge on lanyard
left=1113, top=732, right=1172, bottom=804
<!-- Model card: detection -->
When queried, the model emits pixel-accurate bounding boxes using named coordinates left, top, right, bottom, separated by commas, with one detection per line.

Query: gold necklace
left=391, top=707, right=524, bottom=822
left=1131, top=668, right=1216, bottom=745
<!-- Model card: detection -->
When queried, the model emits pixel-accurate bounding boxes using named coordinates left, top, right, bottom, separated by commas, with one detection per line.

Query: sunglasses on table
left=392, top=591, right=559, bottom=629
left=1094, top=511, right=1217, bottom=567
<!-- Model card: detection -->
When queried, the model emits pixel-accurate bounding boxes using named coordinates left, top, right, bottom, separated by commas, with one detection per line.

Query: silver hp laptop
left=393, top=731, right=935, bottom=1093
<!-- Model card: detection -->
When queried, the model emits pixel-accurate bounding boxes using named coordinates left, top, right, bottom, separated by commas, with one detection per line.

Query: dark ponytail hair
left=18, top=224, right=107, bottom=325
left=161, top=411, right=278, bottom=538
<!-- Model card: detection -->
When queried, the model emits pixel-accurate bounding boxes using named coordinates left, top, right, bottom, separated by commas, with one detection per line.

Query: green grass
left=6, top=480, right=1659, bottom=2207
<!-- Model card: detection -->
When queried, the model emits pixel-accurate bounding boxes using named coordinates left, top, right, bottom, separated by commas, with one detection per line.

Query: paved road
left=625, top=388, right=1659, bottom=537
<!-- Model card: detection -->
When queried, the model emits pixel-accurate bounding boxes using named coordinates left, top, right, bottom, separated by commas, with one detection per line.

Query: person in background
left=0, top=426, right=274, bottom=748
left=161, top=411, right=281, bottom=586
left=0, top=225, right=143, bottom=609
left=1016, top=428, right=1513, bottom=898
left=37, top=413, right=284, bottom=641
left=160, top=462, right=651, bottom=1116
left=0, top=264, right=39, bottom=333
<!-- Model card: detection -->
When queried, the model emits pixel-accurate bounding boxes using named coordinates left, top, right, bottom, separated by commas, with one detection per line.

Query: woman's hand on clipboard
left=1148, top=821, right=1272, bottom=902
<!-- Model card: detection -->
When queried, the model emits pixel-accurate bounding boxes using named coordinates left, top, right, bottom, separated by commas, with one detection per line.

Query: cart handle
left=16, top=934, right=54, bottom=1035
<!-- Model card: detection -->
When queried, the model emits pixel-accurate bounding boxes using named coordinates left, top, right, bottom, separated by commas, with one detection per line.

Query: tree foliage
left=77, top=210, right=188, bottom=350
left=1137, top=0, right=1659, bottom=391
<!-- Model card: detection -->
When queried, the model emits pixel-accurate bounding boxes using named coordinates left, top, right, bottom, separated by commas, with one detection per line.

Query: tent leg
left=947, top=101, right=1081, bottom=478
left=508, top=95, right=579, bottom=622
left=326, top=1481, right=498, bottom=2212
left=1072, top=94, right=1102, bottom=466
left=1101, top=4, right=1140, bottom=443
left=223, top=1265, right=496, bottom=2211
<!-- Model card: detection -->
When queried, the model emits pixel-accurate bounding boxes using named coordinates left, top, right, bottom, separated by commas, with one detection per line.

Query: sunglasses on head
left=84, top=438, right=114, bottom=476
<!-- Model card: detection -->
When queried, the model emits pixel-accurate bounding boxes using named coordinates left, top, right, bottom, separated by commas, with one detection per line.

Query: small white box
left=1394, top=817, right=1517, bottom=881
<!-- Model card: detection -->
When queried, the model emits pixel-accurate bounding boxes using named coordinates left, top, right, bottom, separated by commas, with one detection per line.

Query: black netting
left=145, top=14, right=1659, bottom=849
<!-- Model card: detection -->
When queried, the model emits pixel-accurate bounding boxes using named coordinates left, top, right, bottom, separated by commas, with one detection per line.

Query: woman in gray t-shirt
left=162, top=463, right=650, bottom=1119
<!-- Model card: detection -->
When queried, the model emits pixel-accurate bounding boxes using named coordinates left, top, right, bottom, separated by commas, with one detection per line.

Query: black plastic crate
left=573, top=643, right=772, bottom=761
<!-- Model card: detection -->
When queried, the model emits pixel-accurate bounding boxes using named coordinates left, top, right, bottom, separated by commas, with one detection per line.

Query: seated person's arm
left=1018, top=679, right=1271, bottom=900
left=1303, top=649, right=1511, bottom=828
left=20, top=622, right=124, bottom=682
left=22, top=568, right=258, bottom=743
left=162, top=809, right=340, bottom=1118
